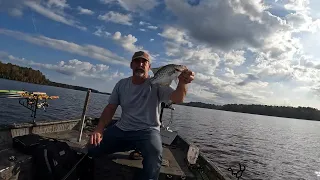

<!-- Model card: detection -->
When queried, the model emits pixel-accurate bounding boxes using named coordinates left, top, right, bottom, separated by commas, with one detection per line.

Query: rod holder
left=78, top=89, right=91, bottom=142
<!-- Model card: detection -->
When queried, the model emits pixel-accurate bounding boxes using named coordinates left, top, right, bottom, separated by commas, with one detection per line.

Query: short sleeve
left=108, top=81, right=120, bottom=105
left=158, top=85, right=175, bottom=102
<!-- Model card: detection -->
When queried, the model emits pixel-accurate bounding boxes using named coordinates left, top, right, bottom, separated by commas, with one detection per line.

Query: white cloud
left=164, top=0, right=288, bottom=50
left=77, top=6, right=94, bottom=15
left=0, top=52, right=125, bottom=81
left=0, top=0, right=86, bottom=31
left=112, top=31, right=142, bottom=53
left=159, top=0, right=320, bottom=107
left=99, top=0, right=159, bottom=12
left=139, top=29, right=146, bottom=32
left=150, top=38, right=154, bottom=42
left=93, top=26, right=111, bottom=37
left=46, top=0, right=69, bottom=10
left=158, top=26, right=191, bottom=46
left=98, top=11, right=132, bottom=26
left=147, top=25, right=158, bottom=30
left=139, top=21, right=150, bottom=26
left=24, top=1, right=87, bottom=30
left=282, top=0, right=310, bottom=12
left=224, top=50, right=246, bottom=67
left=0, top=28, right=129, bottom=66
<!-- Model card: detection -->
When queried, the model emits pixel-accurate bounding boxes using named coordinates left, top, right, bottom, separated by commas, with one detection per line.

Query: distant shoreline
left=178, top=102, right=320, bottom=122
left=0, top=61, right=111, bottom=95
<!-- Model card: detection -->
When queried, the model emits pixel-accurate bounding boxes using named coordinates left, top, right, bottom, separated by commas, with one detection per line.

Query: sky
left=1, top=0, right=320, bottom=109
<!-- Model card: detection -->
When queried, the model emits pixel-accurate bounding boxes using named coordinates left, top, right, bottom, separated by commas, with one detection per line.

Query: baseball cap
left=132, top=51, right=151, bottom=63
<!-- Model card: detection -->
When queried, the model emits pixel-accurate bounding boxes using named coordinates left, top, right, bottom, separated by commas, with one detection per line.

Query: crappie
left=149, top=64, right=187, bottom=86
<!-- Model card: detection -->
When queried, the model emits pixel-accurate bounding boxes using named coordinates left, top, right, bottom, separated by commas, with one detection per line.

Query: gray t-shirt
left=107, top=76, right=174, bottom=131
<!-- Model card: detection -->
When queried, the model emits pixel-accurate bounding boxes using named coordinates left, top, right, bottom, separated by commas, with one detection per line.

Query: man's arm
left=170, top=69, right=195, bottom=104
left=90, top=104, right=118, bottom=146
left=95, top=104, right=118, bottom=133
left=170, top=82, right=187, bottom=104
left=90, top=80, right=120, bottom=146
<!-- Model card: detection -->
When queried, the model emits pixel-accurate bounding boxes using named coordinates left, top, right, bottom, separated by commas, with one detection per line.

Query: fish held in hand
left=149, top=64, right=187, bottom=86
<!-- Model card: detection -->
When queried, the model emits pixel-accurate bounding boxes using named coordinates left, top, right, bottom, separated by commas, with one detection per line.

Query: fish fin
left=151, top=67, right=162, bottom=75
left=174, top=78, right=178, bottom=85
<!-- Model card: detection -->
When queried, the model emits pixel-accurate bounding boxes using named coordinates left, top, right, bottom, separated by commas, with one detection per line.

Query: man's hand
left=89, top=130, right=103, bottom=146
left=178, top=69, right=195, bottom=84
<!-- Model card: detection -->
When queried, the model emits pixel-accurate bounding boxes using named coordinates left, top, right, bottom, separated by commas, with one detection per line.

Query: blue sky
left=1, top=0, right=320, bottom=109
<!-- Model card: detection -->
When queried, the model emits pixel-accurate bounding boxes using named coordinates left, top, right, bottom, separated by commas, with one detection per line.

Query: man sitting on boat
left=87, top=51, right=195, bottom=180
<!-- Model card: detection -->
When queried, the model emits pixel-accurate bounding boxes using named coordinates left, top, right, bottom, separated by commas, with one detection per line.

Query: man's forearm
left=96, top=105, right=117, bottom=133
left=170, top=83, right=187, bottom=104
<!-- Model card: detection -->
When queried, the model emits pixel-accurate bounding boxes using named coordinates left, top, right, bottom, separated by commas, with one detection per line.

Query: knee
left=154, top=143, right=163, bottom=157
left=145, top=141, right=162, bottom=160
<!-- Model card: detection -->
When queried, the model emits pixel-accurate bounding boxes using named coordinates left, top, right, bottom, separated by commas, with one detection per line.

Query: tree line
left=0, top=61, right=110, bottom=95
left=180, top=102, right=320, bottom=121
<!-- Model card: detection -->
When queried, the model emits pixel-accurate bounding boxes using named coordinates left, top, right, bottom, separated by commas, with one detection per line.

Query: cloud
left=158, top=26, right=191, bottom=46
left=93, top=26, right=111, bottom=37
left=1, top=0, right=86, bottom=31
left=77, top=6, right=94, bottom=15
left=223, top=50, right=246, bottom=67
left=164, top=0, right=288, bottom=50
left=147, top=25, right=158, bottom=30
left=190, top=72, right=268, bottom=105
left=0, top=52, right=125, bottom=81
left=286, top=12, right=320, bottom=33
left=98, top=11, right=132, bottom=26
left=139, top=29, right=146, bottom=32
left=112, top=31, right=142, bottom=53
left=139, top=21, right=150, bottom=26
left=99, top=0, right=159, bottom=12
left=0, top=0, right=26, bottom=17
left=283, top=0, right=310, bottom=11
left=0, top=28, right=129, bottom=66
left=237, top=74, right=260, bottom=86
left=157, top=25, right=278, bottom=105
left=159, top=0, right=319, bottom=107
left=150, top=39, right=154, bottom=42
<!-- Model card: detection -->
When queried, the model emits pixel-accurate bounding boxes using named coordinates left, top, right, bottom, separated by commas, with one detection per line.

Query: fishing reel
left=18, top=92, right=58, bottom=122
left=37, top=101, right=49, bottom=110
left=1, top=90, right=58, bottom=123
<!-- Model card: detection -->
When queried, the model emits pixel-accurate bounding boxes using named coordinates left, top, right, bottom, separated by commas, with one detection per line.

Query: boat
left=0, top=90, right=232, bottom=180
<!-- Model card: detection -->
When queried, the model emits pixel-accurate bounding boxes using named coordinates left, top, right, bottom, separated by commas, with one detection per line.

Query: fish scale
left=149, top=64, right=187, bottom=86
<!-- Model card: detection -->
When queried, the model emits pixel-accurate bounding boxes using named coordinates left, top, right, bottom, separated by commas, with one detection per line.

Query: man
left=88, top=51, right=195, bottom=180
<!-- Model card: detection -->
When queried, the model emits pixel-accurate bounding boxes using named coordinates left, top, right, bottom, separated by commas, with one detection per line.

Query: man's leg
left=133, top=129, right=163, bottom=180
left=87, top=125, right=134, bottom=158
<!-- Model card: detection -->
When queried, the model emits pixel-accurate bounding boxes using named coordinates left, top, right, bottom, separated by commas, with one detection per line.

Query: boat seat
left=0, top=145, right=33, bottom=180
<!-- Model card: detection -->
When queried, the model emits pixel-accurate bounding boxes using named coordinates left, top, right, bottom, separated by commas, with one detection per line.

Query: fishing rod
left=0, top=90, right=59, bottom=123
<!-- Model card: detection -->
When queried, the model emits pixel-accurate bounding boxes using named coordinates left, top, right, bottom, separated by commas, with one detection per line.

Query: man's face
left=131, top=58, right=150, bottom=78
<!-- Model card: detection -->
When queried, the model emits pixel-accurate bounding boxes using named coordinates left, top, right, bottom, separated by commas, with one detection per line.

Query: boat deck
left=0, top=130, right=195, bottom=180
left=39, top=129, right=195, bottom=179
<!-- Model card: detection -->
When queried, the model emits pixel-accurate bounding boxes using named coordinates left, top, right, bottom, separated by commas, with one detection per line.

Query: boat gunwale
left=0, top=119, right=81, bottom=130
left=0, top=118, right=231, bottom=180
left=174, top=132, right=231, bottom=180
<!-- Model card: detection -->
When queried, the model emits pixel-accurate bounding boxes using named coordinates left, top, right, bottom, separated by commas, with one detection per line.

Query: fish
left=149, top=64, right=187, bottom=86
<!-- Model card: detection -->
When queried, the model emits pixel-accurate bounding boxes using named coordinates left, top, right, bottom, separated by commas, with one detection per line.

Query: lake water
left=1, top=78, right=320, bottom=180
